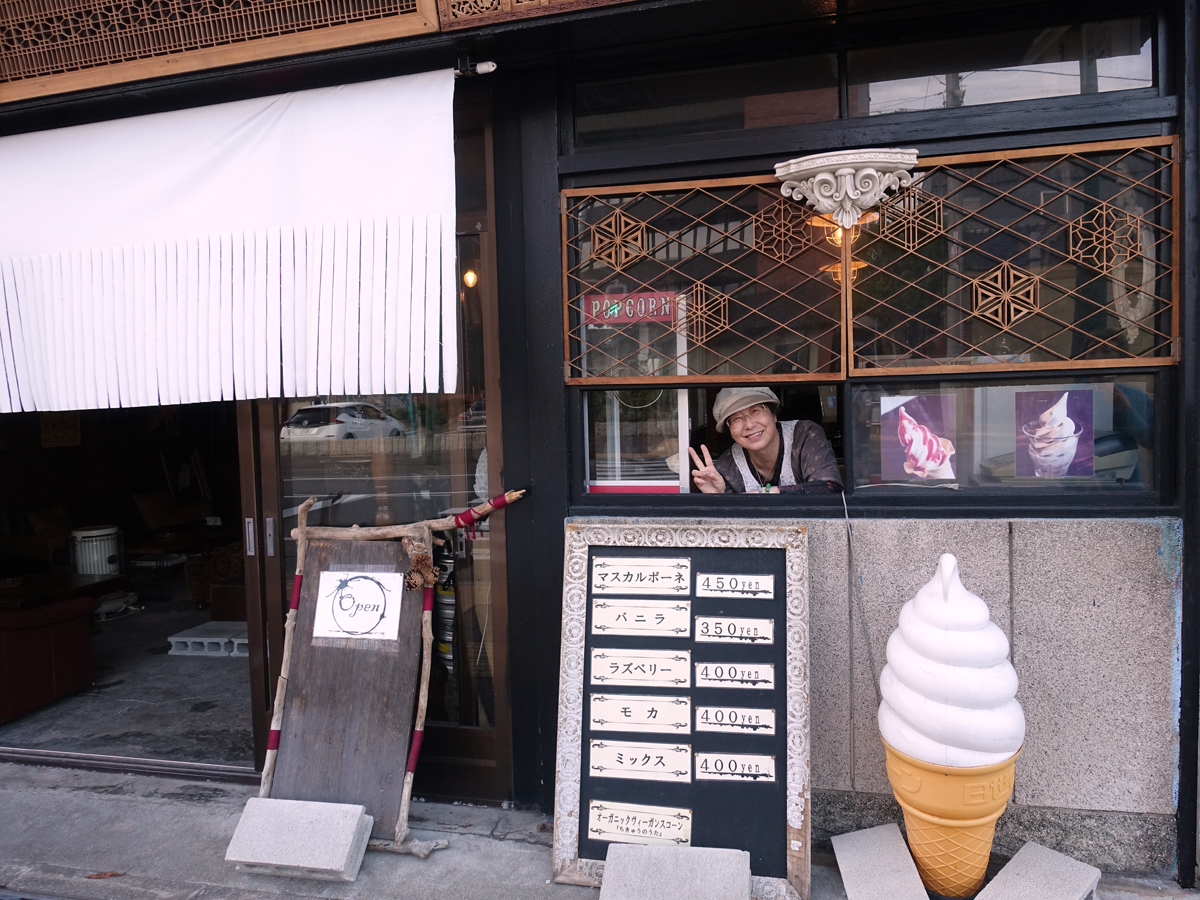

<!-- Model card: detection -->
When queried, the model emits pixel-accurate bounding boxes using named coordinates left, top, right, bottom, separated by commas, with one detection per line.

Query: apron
left=731, top=421, right=798, bottom=491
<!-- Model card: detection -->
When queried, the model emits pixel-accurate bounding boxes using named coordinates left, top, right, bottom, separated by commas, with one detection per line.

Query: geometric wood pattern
left=563, top=177, right=843, bottom=384
left=0, top=0, right=437, bottom=102
left=851, top=137, right=1178, bottom=375
left=972, top=262, right=1039, bottom=329
left=437, top=0, right=637, bottom=30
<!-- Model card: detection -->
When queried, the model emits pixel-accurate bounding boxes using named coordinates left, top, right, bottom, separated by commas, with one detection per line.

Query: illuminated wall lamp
left=463, top=269, right=478, bottom=288
left=811, top=211, right=878, bottom=247
left=820, top=260, right=867, bottom=285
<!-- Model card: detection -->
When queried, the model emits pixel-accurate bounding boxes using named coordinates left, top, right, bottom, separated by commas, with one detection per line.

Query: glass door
left=242, top=87, right=511, bottom=800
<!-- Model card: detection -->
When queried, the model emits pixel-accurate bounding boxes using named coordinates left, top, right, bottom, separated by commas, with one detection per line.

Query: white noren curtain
left=0, top=69, right=457, bottom=412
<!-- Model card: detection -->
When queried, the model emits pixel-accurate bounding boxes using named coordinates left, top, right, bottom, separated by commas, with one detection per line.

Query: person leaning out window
left=688, top=387, right=843, bottom=495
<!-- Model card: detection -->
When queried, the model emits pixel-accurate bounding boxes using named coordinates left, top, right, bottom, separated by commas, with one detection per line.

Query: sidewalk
left=0, top=762, right=1192, bottom=900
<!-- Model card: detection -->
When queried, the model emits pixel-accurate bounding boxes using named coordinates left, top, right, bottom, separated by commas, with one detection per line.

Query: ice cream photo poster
left=880, top=394, right=956, bottom=481
left=1015, top=389, right=1094, bottom=478
left=878, top=553, right=1025, bottom=897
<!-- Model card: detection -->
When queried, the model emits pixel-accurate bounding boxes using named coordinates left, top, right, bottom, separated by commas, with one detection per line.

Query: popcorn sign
left=583, top=292, right=677, bottom=325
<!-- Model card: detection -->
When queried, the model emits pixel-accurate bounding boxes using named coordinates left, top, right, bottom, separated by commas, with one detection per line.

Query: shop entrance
left=237, top=87, right=513, bottom=800
left=0, top=402, right=253, bottom=768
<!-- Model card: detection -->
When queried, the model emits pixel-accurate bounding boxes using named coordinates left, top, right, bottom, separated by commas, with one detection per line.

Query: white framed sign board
left=551, top=518, right=811, bottom=900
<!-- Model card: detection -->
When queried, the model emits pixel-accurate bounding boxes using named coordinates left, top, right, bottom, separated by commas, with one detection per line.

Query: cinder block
left=599, top=844, right=750, bottom=900
left=225, top=797, right=373, bottom=882
left=975, top=841, right=1100, bottom=900
left=832, top=823, right=925, bottom=900
left=167, top=621, right=248, bottom=657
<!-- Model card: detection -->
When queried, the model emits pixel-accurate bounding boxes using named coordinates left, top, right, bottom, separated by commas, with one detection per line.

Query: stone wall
left=803, top=517, right=1182, bottom=875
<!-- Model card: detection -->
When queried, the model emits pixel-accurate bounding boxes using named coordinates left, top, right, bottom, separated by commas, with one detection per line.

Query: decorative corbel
left=775, top=148, right=920, bottom=229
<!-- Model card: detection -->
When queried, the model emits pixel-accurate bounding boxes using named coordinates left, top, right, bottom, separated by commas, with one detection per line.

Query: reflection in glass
left=278, top=233, right=496, bottom=726
left=574, top=54, right=838, bottom=146
left=850, top=374, right=1155, bottom=491
left=848, top=18, right=1153, bottom=116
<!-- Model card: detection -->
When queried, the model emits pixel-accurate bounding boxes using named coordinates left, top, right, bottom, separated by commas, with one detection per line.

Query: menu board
left=577, top=545, right=788, bottom=878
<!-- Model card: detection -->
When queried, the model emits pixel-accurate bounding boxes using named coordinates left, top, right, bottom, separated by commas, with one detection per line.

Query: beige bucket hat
left=713, top=386, right=780, bottom=432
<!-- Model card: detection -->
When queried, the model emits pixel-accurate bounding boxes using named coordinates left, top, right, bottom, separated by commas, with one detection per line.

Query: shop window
left=849, top=373, right=1156, bottom=492
left=574, top=54, right=839, bottom=147
left=564, top=179, right=844, bottom=382
left=847, top=17, right=1154, bottom=116
left=584, top=385, right=842, bottom=494
left=852, top=139, right=1176, bottom=373
left=564, top=136, right=1176, bottom=498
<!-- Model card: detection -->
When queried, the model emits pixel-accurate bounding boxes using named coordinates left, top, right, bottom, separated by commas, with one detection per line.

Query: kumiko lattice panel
left=563, top=178, right=843, bottom=385
left=436, top=0, right=635, bottom=30
left=851, top=138, right=1179, bottom=376
left=0, top=0, right=437, bottom=102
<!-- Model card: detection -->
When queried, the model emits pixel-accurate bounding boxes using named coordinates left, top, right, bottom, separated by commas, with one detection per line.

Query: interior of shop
left=0, top=403, right=251, bottom=766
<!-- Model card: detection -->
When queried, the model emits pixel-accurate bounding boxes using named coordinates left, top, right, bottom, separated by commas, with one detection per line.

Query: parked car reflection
left=280, top=403, right=407, bottom=441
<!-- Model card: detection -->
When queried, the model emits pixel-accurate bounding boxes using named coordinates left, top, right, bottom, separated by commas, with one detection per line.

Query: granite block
left=805, top=519, right=852, bottom=792
left=225, top=797, right=372, bottom=881
left=1010, top=519, right=1180, bottom=814
left=832, top=823, right=925, bottom=900
left=976, top=841, right=1100, bottom=900
left=599, top=844, right=750, bottom=900
left=846, top=520, right=1012, bottom=795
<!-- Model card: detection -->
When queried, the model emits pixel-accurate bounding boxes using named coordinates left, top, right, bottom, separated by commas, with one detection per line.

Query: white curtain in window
left=0, top=69, right=456, bottom=412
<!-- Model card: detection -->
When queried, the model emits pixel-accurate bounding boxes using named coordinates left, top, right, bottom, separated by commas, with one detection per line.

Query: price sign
left=588, top=800, right=692, bottom=846
left=590, top=694, right=691, bottom=734
left=561, top=528, right=808, bottom=891
left=695, top=753, right=776, bottom=783
left=695, top=616, right=773, bottom=644
left=695, top=573, right=774, bottom=599
left=695, top=706, right=776, bottom=735
left=695, top=662, right=775, bottom=689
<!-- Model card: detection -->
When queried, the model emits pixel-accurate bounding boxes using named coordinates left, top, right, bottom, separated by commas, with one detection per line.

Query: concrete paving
left=0, top=762, right=1193, bottom=900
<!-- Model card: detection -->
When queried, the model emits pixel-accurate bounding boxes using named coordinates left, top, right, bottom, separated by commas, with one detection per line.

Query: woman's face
left=727, top=403, right=777, bottom=452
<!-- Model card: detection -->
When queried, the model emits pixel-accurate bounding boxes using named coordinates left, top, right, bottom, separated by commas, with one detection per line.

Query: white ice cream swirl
left=878, top=553, right=1025, bottom=767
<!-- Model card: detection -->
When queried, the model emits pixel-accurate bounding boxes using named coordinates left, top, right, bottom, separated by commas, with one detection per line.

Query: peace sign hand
left=688, top=445, right=726, bottom=494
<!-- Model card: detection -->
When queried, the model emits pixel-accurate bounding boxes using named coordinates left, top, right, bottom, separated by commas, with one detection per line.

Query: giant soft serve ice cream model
left=878, top=553, right=1025, bottom=896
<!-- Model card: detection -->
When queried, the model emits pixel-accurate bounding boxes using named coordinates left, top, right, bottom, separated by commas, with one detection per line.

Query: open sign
left=583, top=292, right=677, bottom=325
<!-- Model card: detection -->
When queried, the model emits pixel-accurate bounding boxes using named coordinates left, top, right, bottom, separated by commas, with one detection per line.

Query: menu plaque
left=554, top=520, right=809, bottom=899
left=590, top=694, right=691, bottom=734
left=695, top=752, right=776, bottom=783
left=695, top=706, right=776, bottom=735
left=591, top=557, right=691, bottom=595
left=695, top=616, right=773, bottom=644
left=592, top=599, right=691, bottom=637
left=591, top=649, right=691, bottom=687
left=589, top=739, right=692, bottom=783
left=695, top=661, right=775, bottom=689
left=587, top=800, right=692, bottom=846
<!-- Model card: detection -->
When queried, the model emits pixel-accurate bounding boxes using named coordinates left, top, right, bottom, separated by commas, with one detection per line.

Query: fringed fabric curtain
left=0, top=70, right=456, bottom=412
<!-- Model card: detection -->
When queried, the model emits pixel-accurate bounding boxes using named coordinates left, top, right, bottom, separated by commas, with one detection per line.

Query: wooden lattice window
left=562, top=178, right=844, bottom=385
left=851, top=137, right=1179, bottom=375
left=0, top=0, right=437, bottom=103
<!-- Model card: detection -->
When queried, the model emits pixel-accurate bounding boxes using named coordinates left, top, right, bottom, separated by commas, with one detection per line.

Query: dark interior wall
left=0, top=403, right=241, bottom=553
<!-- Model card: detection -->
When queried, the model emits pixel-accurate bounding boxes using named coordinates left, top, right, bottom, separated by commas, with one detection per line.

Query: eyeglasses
left=727, top=404, right=772, bottom=429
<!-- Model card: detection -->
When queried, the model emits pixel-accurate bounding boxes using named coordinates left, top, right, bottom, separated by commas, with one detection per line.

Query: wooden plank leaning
left=260, top=489, right=526, bottom=858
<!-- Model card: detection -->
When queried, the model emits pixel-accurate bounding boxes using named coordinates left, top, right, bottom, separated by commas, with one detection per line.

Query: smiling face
left=727, top=403, right=778, bottom=452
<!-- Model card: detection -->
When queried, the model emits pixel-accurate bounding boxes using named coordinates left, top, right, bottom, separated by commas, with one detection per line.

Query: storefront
left=0, top=0, right=1196, bottom=886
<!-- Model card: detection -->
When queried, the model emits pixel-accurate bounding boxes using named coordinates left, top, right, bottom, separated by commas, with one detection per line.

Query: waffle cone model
left=883, top=739, right=1019, bottom=896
